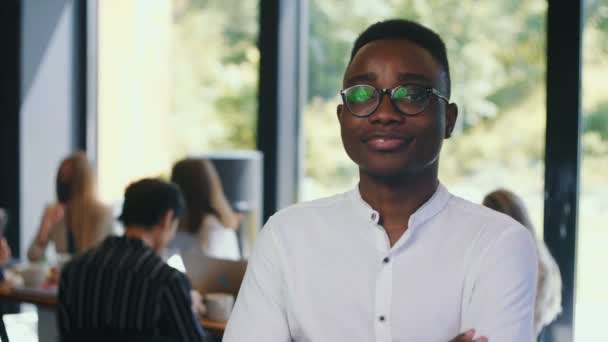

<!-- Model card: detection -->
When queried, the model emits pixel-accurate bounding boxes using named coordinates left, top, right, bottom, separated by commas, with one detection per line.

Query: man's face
left=337, top=39, right=457, bottom=179
left=161, top=219, right=179, bottom=249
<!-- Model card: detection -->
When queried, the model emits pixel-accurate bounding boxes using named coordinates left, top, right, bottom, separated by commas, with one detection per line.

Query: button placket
left=374, top=249, right=393, bottom=341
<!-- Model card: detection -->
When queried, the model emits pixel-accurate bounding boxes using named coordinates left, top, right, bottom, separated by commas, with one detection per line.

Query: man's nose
left=369, top=92, right=403, bottom=124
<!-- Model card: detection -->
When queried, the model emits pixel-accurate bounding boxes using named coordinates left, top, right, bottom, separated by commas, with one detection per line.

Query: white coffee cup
left=204, top=292, right=235, bottom=322
left=20, top=263, right=49, bottom=288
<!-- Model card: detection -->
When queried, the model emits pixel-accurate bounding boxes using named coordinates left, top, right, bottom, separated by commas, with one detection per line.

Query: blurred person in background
left=0, top=238, right=10, bottom=342
left=483, top=189, right=562, bottom=338
left=0, top=210, right=12, bottom=342
left=169, top=158, right=241, bottom=260
left=0, top=209, right=11, bottom=270
left=58, top=178, right=207, bottom=342
left=0, top=239, right=11, bottom=273
left=28, top=151, right=114, bottom=262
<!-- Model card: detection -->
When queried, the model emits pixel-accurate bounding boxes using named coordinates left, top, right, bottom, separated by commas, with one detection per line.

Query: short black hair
left=349, top=19, right=451, bottom=96
left=118, top=178, right=185, bottom=229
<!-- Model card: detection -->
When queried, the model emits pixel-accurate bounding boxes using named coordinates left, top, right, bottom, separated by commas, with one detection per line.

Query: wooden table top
left=0, top=285, right=57, bottom=308
left=200, top=318, right=228, bottom=336
left=0, top=283, right=227, bottom=334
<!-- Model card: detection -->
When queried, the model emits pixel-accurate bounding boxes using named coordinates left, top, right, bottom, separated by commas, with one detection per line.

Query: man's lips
left=363, top=135, right=414, bottom=151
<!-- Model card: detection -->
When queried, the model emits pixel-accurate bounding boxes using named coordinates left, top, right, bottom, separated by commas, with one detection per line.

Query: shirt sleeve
left=159, top=272, right=207, bottom=342
left=461, top=227, right=538, bottom=341
left=223, top=218, right=291, bottom=342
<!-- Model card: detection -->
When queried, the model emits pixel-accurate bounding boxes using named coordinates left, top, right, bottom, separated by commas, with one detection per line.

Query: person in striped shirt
left=58, top=178, right=207, bottom=342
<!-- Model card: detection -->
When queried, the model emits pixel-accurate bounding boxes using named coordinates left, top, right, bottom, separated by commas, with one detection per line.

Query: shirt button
left=383, top=257, right=390, bottom=264
left=371, top=212, right=377, bottom=220
left=379, top=315, right=386, bottom=322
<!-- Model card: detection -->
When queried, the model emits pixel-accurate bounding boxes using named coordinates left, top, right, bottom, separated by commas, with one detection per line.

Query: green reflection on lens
left=347, top=86, right=375, bottom=103
left=393, top=86, right=410, bottom=100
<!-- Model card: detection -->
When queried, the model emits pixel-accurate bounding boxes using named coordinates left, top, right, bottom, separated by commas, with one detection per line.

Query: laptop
left=181, top=251, right=248, bottom=297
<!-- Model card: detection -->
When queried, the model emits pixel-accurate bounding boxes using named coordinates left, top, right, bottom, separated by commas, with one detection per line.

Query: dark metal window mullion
left=543, top=1, right=583, bottom=341
left=257, top=0, right=307, bottom=221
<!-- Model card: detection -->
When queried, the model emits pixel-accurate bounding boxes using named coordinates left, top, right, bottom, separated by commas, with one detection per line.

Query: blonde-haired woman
left=169, top=158, right=241, bottom=260
left=483, top=189, right=562, bottom=338
left=28, top=152, right=114, bottom=262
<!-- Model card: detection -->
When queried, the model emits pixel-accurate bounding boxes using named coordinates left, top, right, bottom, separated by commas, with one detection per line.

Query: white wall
left=20, top=0, right=76, bottom=258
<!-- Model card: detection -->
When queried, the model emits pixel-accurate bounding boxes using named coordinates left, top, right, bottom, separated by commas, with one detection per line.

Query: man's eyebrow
left=345, top=72, right=433, bottom=85
left=345, top=73, right=376, bottom=85
left=398, top=73, right=432, bottom=84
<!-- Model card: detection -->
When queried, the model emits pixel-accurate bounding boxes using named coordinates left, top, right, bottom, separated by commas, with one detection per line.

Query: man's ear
left=445, top=103, right=458, bottom=139
left=160, top=209, right=175, bottom=230
left=337, top=104, right=344, bottom=122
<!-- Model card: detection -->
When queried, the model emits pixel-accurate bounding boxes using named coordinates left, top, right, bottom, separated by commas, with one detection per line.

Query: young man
left=224, top=19, right=537, bottom=342
left=58, top=178, right=207, bottom=342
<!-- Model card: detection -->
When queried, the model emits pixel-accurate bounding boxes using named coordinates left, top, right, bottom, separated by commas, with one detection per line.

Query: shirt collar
left=348, top=182, right=451, bottom=229
left=107, top=235, right=150, bottom=250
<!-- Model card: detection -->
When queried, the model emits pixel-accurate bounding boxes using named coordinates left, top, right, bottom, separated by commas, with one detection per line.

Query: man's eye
left=393, top=87, right=410, bottom=99
left=394, top=86, right=425, bottom=101
left=347, top=87, right=375, bottom=103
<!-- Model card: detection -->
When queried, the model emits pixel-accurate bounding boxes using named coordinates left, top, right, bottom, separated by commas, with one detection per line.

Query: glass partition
left=576, top=1, right=608, bottom=339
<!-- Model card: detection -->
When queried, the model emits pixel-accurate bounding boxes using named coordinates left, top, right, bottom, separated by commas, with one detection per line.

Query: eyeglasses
left=340, top=84, right=449, bottom=117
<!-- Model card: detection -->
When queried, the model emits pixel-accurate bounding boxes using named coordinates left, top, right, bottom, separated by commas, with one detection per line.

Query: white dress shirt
left=168, top=215, right=241, bottom=260
left=224, top=184, right=537, bottom=342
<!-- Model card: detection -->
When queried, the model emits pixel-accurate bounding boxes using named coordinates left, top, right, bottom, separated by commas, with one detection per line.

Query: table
left=0, top=286, right=57, bottom=308
left=0, top=284, right=226, bottom=337
left=201, top=318, right=228, bottom=337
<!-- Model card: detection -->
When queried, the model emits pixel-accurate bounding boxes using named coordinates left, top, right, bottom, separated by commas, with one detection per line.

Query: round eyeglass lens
left=345, top=85, right=377, bottom=116
left=392, top=85, right=428, bottom=114
left=392, top=86, right=411, bottom=100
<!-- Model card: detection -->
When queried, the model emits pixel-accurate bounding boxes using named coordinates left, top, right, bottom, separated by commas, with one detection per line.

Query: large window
left=97, top=0, right=259, bottom=203
left=577, top=1, right=608, bottom=340
left=93, top=2, right=607, bottom=337
left=302, top=1, right=547, bottom=234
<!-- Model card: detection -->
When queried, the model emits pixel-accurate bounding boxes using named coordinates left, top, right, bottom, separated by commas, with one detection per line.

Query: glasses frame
left=339, top=84, right=449, bottom=117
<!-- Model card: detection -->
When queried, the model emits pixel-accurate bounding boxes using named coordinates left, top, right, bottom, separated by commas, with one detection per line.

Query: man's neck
left=124, top=226, right=157, bottom=251
left=358, top=168, right=439, bottom=246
